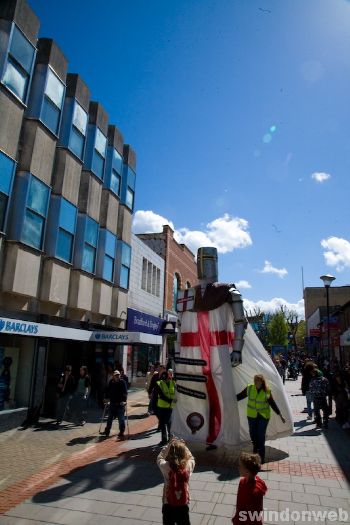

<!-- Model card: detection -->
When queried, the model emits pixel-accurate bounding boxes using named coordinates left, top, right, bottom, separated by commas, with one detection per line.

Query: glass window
left=57, top=229, right=73, bottom=262
left=2, top=58, right=27, bottom=100
left=0, top=152, right=15, bottom=195
left=45, top=69, right=64, bottom=109
left=21, top=177, right=50, bottom=250
left=110, top=169, right=121, bottom=195
left=85, top=216, right=98, bottom=246
left=121, top=243, right=131, bottom=266
left=120, top=265, right=130, bottom=289
left=22, top=209, right=44, bottom=249
left=72, top=103, right=88, bottom=135
left=113, top=149, right=122, bottom=175
left=126, top=188, right=134, bottom=210
left=59, top=198, right=76, bottom=233
left=69, top=127, right=85, bottom=159
left=141, top=258, right=147, bottom=290
left=2, top=26, right=35, bottom=102
left=173, top=274, right=180, bottom=311
left=80, top=216, right=98, bottom=273
left=41, top=69, right=65, bottom=134
left=103, top=254, right=114, bottom=282
left=27, top=177, right=49, bottom=216
left=0, top=193, right=8, bottom=231
left=10, top=26, right=34, bottom=72
left=41, top=98, right=61, bottom=134
left=55, top=198, right=77, bottom=263
left=92, top=151, right=104, bottom=179
left=82, top=244, right=96, bottom=273
left=105, top=230, right=116, bottom=257
left=95, top=129, right=106, bottom=157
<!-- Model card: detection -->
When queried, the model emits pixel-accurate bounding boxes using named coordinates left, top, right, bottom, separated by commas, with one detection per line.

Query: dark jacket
left=56, top=374, right=75, bottom=398
left=105, top=378, right=127, bottom=405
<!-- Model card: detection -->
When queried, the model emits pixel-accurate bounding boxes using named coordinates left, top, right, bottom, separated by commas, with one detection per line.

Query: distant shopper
left=236, top=374, right=285, bottom=463
left=102, top=370, right=128, bottom=438
left=301, top=361, right=316, bottom=420
left=156, top=369, right=176, bottom=446
left=309, top=369, right=330, bottom=429
left=56, top=365, right=75, bottom=424
left=157, top=437, right=195, bottom=525
left=73, top=366, right=91, bottom=425
left=232, top=452, right=267, bottom=525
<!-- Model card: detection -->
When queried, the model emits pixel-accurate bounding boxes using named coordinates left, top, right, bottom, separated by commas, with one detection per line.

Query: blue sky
left=30, top=0, right=350, bottom=316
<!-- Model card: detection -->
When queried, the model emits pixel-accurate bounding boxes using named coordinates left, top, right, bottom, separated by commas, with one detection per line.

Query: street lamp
left=320, top=274, right=336, bottom=362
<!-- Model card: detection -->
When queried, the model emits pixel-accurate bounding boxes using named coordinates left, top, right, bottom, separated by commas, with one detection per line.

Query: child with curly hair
left=232, top=452, right=267, bottom=525
left=157, top=437, right=195, bottom=525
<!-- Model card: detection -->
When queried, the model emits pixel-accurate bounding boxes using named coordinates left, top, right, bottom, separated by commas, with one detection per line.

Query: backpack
left=166, top=467, right=189, bottom=506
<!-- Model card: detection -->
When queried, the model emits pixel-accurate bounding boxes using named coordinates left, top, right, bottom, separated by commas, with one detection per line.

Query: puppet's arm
left=229, top=285, right=247, bottom=367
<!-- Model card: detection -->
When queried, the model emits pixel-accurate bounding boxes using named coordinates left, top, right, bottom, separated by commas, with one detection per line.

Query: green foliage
left=267, top=310, right=289, bottom=346
left=295, top=320, right=306, bottom=348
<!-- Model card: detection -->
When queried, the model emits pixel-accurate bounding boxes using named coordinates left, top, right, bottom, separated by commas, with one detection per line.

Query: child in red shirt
left=232, top=452, right=267, bottom=525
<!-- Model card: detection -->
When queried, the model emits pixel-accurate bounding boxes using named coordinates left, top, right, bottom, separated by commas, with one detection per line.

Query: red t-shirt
left=232, top=476, right=267, bottom=525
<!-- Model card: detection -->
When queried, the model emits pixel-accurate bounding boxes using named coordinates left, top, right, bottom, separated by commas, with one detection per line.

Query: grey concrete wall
left=92, top=280, right=112, bottom=316
left=0, top=0, right=40, bottom=45
left=0, top=90, right=24, bottom=158
left=123, top=144, right=136, bottom=171
left=40, top=259, right=70, bottom=305
left=78, top=172, right=102, bottom=222
left=52, top=149, right=82, bottom=205
left=108, top=125, right=124, bottom=155
left=18, top=120, right=56, bottom=185
left=36, top=38, right=68, bottom=81
left=68, top=270, right=93, bottom=311
left=88, top=102, right=108, bottom=135
left=99, top=189, right=119, bottom=234
left=66, top=74, right=90, bottom=111
left=2, top=243, right=41, bottom=297
left=117, top=205, right=132, bottom=244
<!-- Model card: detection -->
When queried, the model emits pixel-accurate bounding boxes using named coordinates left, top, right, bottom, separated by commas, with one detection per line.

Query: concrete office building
left=0, top=0, right=137, bottom=427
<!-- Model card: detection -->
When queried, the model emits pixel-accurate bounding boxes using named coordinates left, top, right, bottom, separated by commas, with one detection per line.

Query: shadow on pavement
left=66, top=435, right=97, bottom=446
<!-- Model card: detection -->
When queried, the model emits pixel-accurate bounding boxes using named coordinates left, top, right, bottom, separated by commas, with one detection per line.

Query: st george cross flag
left=172, top=302, right=293, bottom=446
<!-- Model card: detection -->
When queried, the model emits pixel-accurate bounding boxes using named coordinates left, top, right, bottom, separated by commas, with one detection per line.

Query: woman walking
left=73, top=366, right=91, bottom=425
left=237, top=374, right=285, bottom=463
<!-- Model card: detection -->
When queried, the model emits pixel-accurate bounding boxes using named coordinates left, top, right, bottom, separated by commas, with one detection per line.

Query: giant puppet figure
left=171, top=247, right=293, bottom=448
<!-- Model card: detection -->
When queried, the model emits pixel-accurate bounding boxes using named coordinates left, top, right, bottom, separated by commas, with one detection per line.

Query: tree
left=267, top=310, right=289, bottom=346
left=295, top=320, right=306, bottom=349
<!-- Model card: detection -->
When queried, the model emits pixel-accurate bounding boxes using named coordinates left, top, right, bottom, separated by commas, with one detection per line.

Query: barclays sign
left=0, top=318, right=39, bottom=335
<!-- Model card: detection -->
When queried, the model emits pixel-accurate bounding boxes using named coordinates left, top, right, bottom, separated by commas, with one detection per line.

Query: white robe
left=172, top=303, right=293, bottom=446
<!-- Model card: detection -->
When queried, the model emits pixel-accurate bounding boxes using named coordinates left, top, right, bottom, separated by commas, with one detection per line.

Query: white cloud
left=235, top=280, right=252, bottom=289
left=243, top=297, right=305, bottom=319
left=260, top=260, right=288, bottom=279
left=311, top=172, right=331, bottom=183
left=321, top=236, right=350, bottom=271
left=132, top=210, right=174, bottom=233
left=133, top=210, right=252, bottom=255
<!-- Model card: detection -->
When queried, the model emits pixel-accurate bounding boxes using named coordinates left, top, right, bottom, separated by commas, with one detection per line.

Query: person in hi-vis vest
left=237, top=374, right=285, bottom=463
left=156, top=369, right=176, bottom=446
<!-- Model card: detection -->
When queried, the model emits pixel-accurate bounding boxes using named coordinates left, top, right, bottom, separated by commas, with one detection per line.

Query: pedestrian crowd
left=54, top=355, right=350, bottom=525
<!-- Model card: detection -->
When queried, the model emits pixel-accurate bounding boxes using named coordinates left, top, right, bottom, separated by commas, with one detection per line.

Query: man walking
left=102, top=370, right=128, bottom=438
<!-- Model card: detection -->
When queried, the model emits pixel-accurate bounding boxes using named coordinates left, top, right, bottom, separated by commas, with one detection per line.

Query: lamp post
left=320, top=274, right=336, bottom=363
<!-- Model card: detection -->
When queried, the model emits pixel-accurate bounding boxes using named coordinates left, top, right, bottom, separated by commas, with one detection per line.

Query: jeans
left=306, top=390, right=313, bottom=418
left=56, top=394, right=72, bottom=421
left=73, top=392, right=88, bottom=423
left=106, top=403, right=126, bottom=434
left=248, top=414, right=269, bottom=462
left=162, top=504, right=190, bottom=525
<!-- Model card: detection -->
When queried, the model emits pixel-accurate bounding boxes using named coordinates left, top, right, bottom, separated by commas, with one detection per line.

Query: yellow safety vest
left=246, top=384, right=271, bottom=420
left=157, top=380, right=176, bottom=409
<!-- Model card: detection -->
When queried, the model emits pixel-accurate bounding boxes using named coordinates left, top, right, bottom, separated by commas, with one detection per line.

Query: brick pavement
left=0, top=377, right=350, bottom=524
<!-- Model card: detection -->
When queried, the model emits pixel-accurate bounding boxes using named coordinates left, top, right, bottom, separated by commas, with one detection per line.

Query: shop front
left=126, top=308, right=166, bottom=386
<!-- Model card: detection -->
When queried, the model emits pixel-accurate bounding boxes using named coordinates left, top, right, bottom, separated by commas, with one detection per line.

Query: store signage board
left=0, top=317, right=162, bottom=344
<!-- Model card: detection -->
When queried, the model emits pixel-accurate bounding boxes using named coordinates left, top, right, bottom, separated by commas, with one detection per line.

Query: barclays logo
left=95, top=333, right=101, bottom=340
left=0, top=318, right=39, bottom=335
